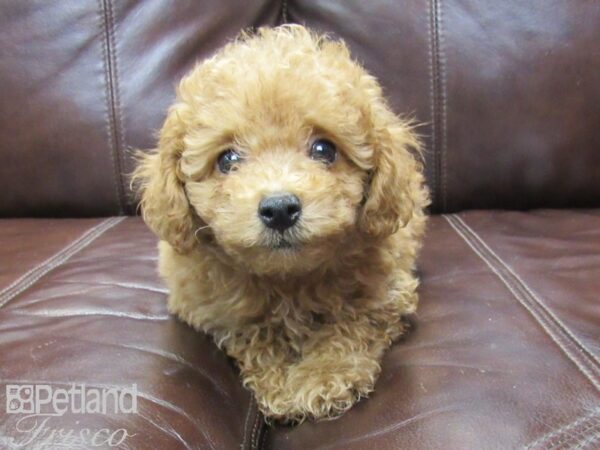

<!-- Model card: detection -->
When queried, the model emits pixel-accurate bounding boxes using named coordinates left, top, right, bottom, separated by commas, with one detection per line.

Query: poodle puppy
left=133, top=25, right=429, bottom=422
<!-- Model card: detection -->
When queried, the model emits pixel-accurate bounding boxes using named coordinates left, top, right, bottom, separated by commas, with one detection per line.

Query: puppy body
left=134, top=26, right=428, bottom=422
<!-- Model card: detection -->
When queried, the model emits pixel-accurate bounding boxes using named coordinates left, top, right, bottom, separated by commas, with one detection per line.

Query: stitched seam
left=106, top=0, right=129, bottom=213
left=549, top=422, right=600, bottom=450
left=281, top=0, right=289, bottom=23
left=251, top=402, right=262, bottom=450
left=241, top=396, right=254, bottom=450
left=261, top=426, right=268, bottom=450
left=428, top=0, right=443, bottom=211
left=426, top=0, right=437, bottom=210
left=437, top=0, right=448, bottom=211
left=524, top=409, right=600, bottom=449
left=0, top=219, right=115, bottom=300
left=572, top=429, right=600, bottom=450
left=446, top=214, right=600, bottom=388
left=0, top=217, right=125, bottom=309
left=99, top=0, right=125, bottom=215
left=444, top=215, right=600, bottom=391
left=526, top=411, right=598, bottom=449
left=452, top=214, right=600, bottom=368
left=455, top=215, right=600, bottom=367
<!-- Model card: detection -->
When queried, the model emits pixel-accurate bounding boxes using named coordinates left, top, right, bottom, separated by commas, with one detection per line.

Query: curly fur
left=133, top=25, right=429, bottom=422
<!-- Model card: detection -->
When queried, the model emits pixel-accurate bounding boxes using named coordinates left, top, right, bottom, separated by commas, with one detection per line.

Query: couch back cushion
left=1, top=0, right=598, bottom=216
left=0, top=0, right=280, bottom=216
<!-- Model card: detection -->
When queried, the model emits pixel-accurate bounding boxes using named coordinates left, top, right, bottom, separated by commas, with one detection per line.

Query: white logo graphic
left=6, top=385, right=35, bottom=414
left=5, top=384, right=138, bottom=416
left=3, top=384, right=138, bottom=448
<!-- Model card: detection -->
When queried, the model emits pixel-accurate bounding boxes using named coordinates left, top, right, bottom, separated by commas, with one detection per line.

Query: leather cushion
left=289, top=0, right=600, bottom=212
left=2, top=1, right=599, bottom=216
left=0, top=0, right=280, bottom=217
left=1, top=211, right=598, bottom=448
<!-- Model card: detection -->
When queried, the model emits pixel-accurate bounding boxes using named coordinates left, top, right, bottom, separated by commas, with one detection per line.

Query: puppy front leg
left=221, top=326, right=299, bottom=420
left=278, top=318, right=403, bottom=422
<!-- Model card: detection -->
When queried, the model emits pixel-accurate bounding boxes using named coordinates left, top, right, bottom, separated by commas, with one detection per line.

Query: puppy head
left=134, top=26, right=421, bottom=275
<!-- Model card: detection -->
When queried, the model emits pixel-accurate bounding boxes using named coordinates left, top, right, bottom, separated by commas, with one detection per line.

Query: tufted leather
left=1, top=1, right=599, bottom=449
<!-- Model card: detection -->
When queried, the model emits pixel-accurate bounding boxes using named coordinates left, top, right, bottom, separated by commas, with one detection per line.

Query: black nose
left=258, top=194, right=301, bottom=232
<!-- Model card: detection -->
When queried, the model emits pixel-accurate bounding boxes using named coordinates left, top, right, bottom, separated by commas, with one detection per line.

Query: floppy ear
left=132, top=105, right=197, bottom=253
left=358, top=102, right=421, bottom=238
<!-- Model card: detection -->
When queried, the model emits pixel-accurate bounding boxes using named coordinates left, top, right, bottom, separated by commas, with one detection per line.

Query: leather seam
left=281, top=0, right=289, bottom=23
left=98, top=0, right=125, bottom=215
left=451, top=214, right=600, bottom=368
left=524, top=408, right=600, bottom=449
left=260, top=426, right=268, bottom=450
left=572, top=427, right=600, bottom=450
left=552, top=422, right=600, bottom=450
left=106, top=0, right=129, bottom=213
left=428, top=0, right=447, bottom=211
left=438, top=0, right=448, bottom=212
left=241, top=396, right=254, bottom=450
left=427, top=0, right=438, bottom=209
left=250, top=400, right=263, bottom=450
left=0, top=217, right=125, bottom=309
left=444, top=214, right=600, bottom=391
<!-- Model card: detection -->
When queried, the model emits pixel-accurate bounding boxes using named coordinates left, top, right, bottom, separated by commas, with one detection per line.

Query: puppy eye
left=310, top=139, right=337, bottom=164
left=217, top=149, right=242, bottom=174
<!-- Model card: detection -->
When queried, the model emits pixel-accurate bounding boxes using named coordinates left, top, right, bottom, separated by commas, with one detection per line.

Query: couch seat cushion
left=0, top=211, right=598, bottom=449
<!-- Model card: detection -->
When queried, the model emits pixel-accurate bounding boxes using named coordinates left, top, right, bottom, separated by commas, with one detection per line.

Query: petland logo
left=2, top=384, right=138, bottom=448
left=6, top=384, right=138, bottom=416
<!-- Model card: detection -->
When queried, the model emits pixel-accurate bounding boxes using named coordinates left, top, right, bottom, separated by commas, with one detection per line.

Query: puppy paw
left=255, top=361, right=379, bottom=423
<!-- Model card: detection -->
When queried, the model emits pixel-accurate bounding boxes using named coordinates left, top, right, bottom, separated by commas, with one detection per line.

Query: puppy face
left=134, top=26, right=421, bottom=275
left=182, top=104, right=366, bottom=275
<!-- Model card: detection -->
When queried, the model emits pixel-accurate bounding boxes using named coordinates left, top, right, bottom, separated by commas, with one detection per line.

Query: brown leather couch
left=1, top=1, right=599, bottom=449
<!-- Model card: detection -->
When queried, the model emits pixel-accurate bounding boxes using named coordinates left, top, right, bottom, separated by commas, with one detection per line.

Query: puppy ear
left=132, top=105, right=197, bottom=253
left=358, top=101, right=421, bottom=238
